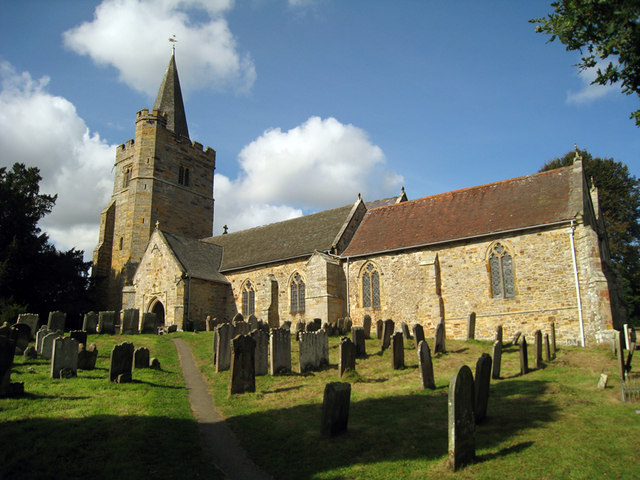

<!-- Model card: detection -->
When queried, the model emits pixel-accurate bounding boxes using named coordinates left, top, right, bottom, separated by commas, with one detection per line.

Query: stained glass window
left=489, top=243, right=515, bottom=299
left=362, top=263, right=381, bottom=308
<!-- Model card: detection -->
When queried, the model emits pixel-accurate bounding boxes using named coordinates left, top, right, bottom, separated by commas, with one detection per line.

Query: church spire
left=153, top=53, right=190, bottom=139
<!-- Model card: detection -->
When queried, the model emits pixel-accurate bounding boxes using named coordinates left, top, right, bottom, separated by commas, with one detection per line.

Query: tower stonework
left=93, top=55, right=215, bottom=311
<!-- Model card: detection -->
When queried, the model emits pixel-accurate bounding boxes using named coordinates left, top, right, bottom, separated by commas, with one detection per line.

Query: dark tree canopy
left=532, top=1, right=640, bottom=126
left=0, top=163, right=92, bottom=325
left=540, top=149, right=640, bottom=323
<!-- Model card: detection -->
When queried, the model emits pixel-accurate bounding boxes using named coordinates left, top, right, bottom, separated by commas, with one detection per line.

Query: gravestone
left=140, top=313, right=157, bottom=334
left=10, top=324, right=31, bottom=354
left=69, top=330, right=87, bottom=347
left=47, top=311, right=66, bottom=333
left=205, top=316, right=214, bottom=332
left=344, top=318, right=353, bottom=334
left=250, top=328, right=269, bottom=376
left=412, top=323, right=425, bottom=349
left=401, top=322, right=412, bottom=340
left=391, top=332, right=404, bottom=370
left=134, top=347, right=150, bottom=369
left=306, top=319, right=319, bottom=333
left=23, top=345, right=37, bottom=360
left=82, top=311, right=98, bottom=334
left=248, top=315, right=259, bottom=331
left=491, top=341, right=502, bottom=380
left=234, top=321, right=250, bottom=336
left=41, top=332, right=62, bottom=360
left=150, top=358, right=161, bottom=369
left=0, top=335, right=16, bottom=395
left=321, top=382, right=351, bottom=437
left=299, top=331, right=321, bottom=373
left=229, top=334, right=256, bottom=394
left=434, top=319, right=446, bottom=354
left=318, top=330, right=330, bottom=367
left=544, top=333, right=551, bottom=362
left=78, top=343, right=98, bottom=370
left=215, top=323, right=233, bottom=373
left=98, top=311, right=116, bottom=334
left=36, top=326, right=52, bottom=354
left=352, top=326, right=366, bottom=358
left=474, top=353, right=492, bottom=424
left=534, top=330, right=543, bottom=369
left=597, top=373, right=608, bottom=390
left=269, top=327, right=291, bottom=375
left=109, top=342, right=134, bottom=382
left=616, top=335, right=627, bottom=381
left=467, top=312, right=476, bottom=340
left=495, top=325, right=503, bottom=344
left=232, top=313, right=244, bottom=324
left=448, top=365, right=476, bottom=471
left=295, top=320, right=306, bottom=340
left=418, top=340, right=435, bottom=389
left=120, top=309, right=139, bottom=334
left=337, top=318, right=345, bottom=335
left=376, top=319, right=383, bottom=339
left=339, top=337, right=356, bottom=377
left=362, top=314, right=372, bottom=339
left=381, top=319, right=394, bottom=351
left=519, top=337, right=529, bottom=375
left=511, top=331, right=521, bottom=346
left=17, top=313, right=39, bottom=339
left=550, top=322, right=557, bottom=359
left=51, top=337, right=79, bottom=379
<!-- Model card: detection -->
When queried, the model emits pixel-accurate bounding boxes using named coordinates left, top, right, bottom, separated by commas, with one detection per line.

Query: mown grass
left=181, top=331, right=640, bottom=480
left=0, top=334, right=223, bottom=480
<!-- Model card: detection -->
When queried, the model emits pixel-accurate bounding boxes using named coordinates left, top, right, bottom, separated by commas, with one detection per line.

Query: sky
left=1, top=0, right=638, bottom=262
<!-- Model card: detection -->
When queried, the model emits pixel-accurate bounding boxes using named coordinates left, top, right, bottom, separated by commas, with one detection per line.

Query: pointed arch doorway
left=150, top=299, right=165, bottom=328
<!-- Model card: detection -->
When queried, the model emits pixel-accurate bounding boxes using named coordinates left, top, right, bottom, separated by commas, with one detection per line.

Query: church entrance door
left=151, top=300, right=165, bottom=327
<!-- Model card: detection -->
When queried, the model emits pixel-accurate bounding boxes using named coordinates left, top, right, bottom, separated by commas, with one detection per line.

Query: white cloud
left=63, top=0, right=255, bottom=97
left=0, top=61, right=115, bottom=260
left=212, top=116, right=403, bottom=235
left=566, top=63, right=618, bottom=105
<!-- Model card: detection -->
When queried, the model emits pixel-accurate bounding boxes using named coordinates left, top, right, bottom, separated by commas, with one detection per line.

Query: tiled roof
left=341, top=166, right=580, bottom=258
left=204, top=203, right=356, bottom=271
left=162, top=231, right=229, bottom=283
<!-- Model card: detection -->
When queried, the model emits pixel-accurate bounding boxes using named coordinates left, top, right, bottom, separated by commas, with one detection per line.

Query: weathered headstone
left=318, top=329, right=330, bottom=367
left=550, top=322, right=556, bottom=358
left=434, top=319, right=446, bottom=354
left=376, top=319, right=383, bottom=339
left=120, top=309, right=139, bottom=334
left=134, top=347, right=150, bottom=368
left=150, top=357, right=161, bottom=369
left=269, top=327, right=291, bottom=375
left=412, top=323, right=425, bottom=349
left=337, top=318, right=345, bottom=335
left=474, top=353, right=492, bottom=424
left=140, top=313, right=157, bottom=334
left=41, top=332, right=61, bottom=360
left=109, top=342, right=134, bottom=382
left=495, top=325, right=503, bottom=344
left=467, top=312, right=476, bottom=340
left=344, top=318, right=353, bottom=334
left=98, top=311, right=116, bottom=334
left=534, top=330, right=543, bottom=369
left=35, top=326, right=52, bottom=354
left=352, top=326, right=366, bottom=358
left=295, top=320, right=306, bottom=340
left=391, top=332, right=404, bottom=370
left=205, top=316, right=214, bottom=332
left=215, top=323, right=233, bottom=373
left=321, top=382, right=351, bottom=437
left=51, top=337, right=79, bottom=379
left=418, top=340, right=435, bottom=389
left=250, top=328, right=268, bottom=376
left=17, top=313, right=39, bottom=339
left=69, top=330, right=87, bottom=347
left=299, top=331, right=321, bottom=373
left=544, top=333, right=551, bottom=362
left=10, top=324, right=31, bottom=354
left=47, top=311, right=66, bottom=333
left=23, top=345, right=37, bottom=360
left=339, top=337, right=356, bottom=377
left=78, top=343, right=98, bottom=370
left=519, top=337, right=529, bottom=375
left=247, top=315, right=259, bottom=332
left=362, top=314, right=372, bottom=339
left=234, top=321, right=250, bottom=336
left=229, top=334, right=256, bottom=394
left=381, top=319, right=394, bottom=351
left=597, top=373, right=608, bottom=390
left=511, top=331, right=521, bottom=346
left=448, top=365, right=476, bottom=471
left=491, top=341, right=502, bottom=380
left=401, top=322, right=412, bottom=340
left=82, top=311, right=98, bottom=334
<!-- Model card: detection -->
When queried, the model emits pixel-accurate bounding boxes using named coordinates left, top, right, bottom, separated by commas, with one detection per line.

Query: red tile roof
left=341, top=166, right=580, bottom=258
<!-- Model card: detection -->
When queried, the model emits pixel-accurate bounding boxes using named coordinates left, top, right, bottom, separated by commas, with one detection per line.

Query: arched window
left=178, top=166, right=190, bottom=186
left=242, top=281, right=255, bottom=316
left=123, top=166, right=132, bottom=188
left=362, top=262, right=381, bottom=308
left=290, top=273, right=305, bottom=314
left=488, top=242, right=515, bottom=298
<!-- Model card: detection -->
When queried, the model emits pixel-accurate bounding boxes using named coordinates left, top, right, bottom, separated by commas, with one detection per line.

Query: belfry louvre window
left=362, top=263, right=381, bottom=308
left=242, top=281, right=255, bottom=316
left=290, top=273, right=306, bottom=314
left=178, top=166, right=190, bottom=186
left=489, top=243, right=515, bottom=298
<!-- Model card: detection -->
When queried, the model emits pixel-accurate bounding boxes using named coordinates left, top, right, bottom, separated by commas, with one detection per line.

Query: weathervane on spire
left=169, top=34, right=177, bottom=54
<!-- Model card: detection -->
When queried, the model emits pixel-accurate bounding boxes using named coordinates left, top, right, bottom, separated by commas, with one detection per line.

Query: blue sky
left=1, top=0, right=638, bottom=260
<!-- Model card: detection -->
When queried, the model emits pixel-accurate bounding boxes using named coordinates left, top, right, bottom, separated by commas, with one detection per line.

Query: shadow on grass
left=223, top=379, right=557, bottom=480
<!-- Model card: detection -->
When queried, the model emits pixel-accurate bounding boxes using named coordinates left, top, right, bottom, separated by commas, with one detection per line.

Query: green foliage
left=531, top=0, right=640, bottom=126
left=540, top=149, right=640, bottom=322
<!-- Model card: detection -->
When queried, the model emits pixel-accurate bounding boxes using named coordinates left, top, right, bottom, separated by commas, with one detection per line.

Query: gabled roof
left=153, top=54, right=190, bottom=139
left=204, top=203, right=358, bottom=271
left=341, top=165, right=581, bottom=258
left=161, top=231, right=228, bottom=283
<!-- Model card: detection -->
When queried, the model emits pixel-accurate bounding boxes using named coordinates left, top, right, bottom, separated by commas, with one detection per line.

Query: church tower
left=92, top=54, right=216, bottom=310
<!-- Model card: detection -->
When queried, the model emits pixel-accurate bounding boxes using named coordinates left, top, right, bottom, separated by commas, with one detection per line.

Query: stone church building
left=93, top=55, right=626, bottom=346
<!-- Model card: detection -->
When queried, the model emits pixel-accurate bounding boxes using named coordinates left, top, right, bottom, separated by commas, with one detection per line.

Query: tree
left=0, top=163, right=92, bottom=325
left=531, top=1, right=640, bottom=126
left=540, top=149, right=640, bottom=323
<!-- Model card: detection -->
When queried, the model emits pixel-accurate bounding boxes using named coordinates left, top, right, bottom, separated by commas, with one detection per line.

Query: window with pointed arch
left=361, top=262, right=381, bottom=308
left=290, top=273, right=306, bottom=314
left=488, top=242, right=516, bottom=298
left=242, top=280, right=255, bottom=316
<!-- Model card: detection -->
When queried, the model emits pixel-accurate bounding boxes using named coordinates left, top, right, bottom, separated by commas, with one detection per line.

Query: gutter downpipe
left=569, top=220, right=585, bottom=347
left=186, top=274, right=192, bottom=331
left=346, top=257, right=350, bottom=316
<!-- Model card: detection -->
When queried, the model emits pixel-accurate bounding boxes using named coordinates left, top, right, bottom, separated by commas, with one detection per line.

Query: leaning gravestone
left=78, top=343, right=98, bottom=370
left=448, top=365, right=476, bottom=471
left=250, top=328, right=269, bottom=376
left=339, top=337, right=357, bottom=377
left=352, top=327, right=366, bottom=358
left=47, top=311, right=66, bottom=333
left=511, top=331, right=522, bottom=346
left=376, top=319, right=383, bottom=339
left=362, top=314, right=372, bottom=339
left=51, top=337, right=79, bottom=379
left=434, top=319, right=446, bottom=354
left=401, top=322, right=412, bottom=340
left=229, top=334, right=256, bottom=395
left=215, top=323, right=233, bottom=373
left=41, top=332, right=62, bottom=360
left=391, top=332, right=404, bottom=370
left=69, top=330, right=87, bottom=347
left=98, top=311, right=116, bottom=334
left=10, top=324, right=31, bottom=355
left=474, top=353, right=492, bottom=424
left=534, top=330, right=543, bottom=369
left=269, top=327, right=291, bottom=375
left=418, top=340, right=435, bottom=389
left=109, top=342, right=134, bottom=382
left=495, top=325, right=503, bottom=344
left=82, top=311, right=98, bottom=334
left=381, top=319, right=394, bottom=351
left=134, top=347, right=150, bottom=369
left=491, top=341, right=502, bottom=380
left=412, top=323, right=425, bottom=349
left=17, top=313, right=39, bottom=339
left=519, top=337, right=529, bottom=375
left=120, top=309, right=139, bottom=334
left=36, top=326, right=52, bottom=354
left=321, top=382, right=351, bottom=437
left=467, top=312, right=476, bottom=340
left=140, top=313, right=157, bottom=334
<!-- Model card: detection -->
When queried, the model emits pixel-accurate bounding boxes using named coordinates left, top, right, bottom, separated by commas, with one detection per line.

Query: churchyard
left=1, top=319, right=639, bottom=479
